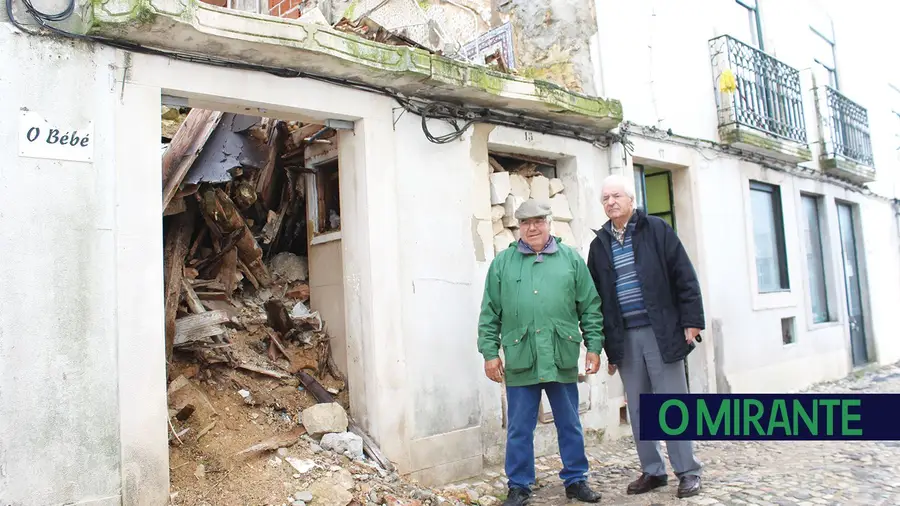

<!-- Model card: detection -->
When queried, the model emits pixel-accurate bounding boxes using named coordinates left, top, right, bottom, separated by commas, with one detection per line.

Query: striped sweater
left=611, top=225, right=651, bottom=329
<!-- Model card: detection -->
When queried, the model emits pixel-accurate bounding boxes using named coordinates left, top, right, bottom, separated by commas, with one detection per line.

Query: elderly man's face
left=520, top=217, right=550, bottom=250
left=601, top=183, right=634, bottom=221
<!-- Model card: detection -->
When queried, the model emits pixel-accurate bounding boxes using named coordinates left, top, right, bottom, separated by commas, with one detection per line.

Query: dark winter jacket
left=587, top=209, right=705, bottom=365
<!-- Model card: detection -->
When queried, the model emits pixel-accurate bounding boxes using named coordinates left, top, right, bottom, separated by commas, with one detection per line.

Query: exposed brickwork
left=268, top=0, right=301, bottom=18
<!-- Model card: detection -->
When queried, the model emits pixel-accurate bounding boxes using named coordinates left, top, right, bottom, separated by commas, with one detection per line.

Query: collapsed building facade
left=1, top=0, right=899, bottom=504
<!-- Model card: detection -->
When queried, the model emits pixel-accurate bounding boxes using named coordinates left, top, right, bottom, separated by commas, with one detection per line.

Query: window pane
left=750, top=185, right=787, bottom=292
left=728, top=2, right=759, bottom=48
left=802, top=196, right=829, bottom=323
left=633, top=165, right=645, bottom=210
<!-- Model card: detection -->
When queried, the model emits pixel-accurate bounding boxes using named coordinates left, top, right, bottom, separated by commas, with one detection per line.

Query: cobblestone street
left=452, top=362, right=900, bottom=506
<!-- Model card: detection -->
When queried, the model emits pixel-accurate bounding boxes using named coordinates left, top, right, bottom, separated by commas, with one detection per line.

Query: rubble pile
left=160, top=106, right=503, bottom=506
left=487, top=154, right=577, bottom=253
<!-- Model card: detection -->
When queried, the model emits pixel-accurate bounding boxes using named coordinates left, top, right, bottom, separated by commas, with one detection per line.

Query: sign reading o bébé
left=18, top=110, right=94, bottom=163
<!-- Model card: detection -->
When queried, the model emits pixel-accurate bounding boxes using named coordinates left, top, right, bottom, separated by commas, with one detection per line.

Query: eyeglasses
left=520, top=219, right=549, bottom=228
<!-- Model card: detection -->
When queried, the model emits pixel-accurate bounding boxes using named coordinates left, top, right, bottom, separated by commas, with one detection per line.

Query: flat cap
left=515, top=199, right=552, bottom=221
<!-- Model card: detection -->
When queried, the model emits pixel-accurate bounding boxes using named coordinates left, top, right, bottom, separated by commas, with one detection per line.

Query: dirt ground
left=167, top=313, right=352, bottom=506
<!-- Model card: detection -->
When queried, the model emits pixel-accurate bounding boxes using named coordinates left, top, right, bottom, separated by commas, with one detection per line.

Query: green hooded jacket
left=477, top=237, right=605, bottom=387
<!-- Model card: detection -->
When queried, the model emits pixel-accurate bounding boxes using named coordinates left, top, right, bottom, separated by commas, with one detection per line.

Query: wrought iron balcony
left=815, top=85, right=875, bottom=183
left=709, top=35, right=811, bottom=162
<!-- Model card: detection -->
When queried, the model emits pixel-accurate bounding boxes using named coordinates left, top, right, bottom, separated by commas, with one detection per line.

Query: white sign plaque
left=18, top=110, right=94, bottom=163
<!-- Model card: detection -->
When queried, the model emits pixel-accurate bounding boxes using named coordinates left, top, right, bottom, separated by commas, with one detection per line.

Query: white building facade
left=1, top=0, right=898, bottom=504
left=592, top=0, right=900, bottom=400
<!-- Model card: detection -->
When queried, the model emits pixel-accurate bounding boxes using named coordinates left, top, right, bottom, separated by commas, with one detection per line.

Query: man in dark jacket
left=586, top=174, right=704, bottom=499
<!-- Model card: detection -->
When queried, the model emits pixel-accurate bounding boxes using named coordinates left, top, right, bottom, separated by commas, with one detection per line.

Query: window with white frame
left=801, top=194, right=830, bottom=323
left=811, top=23, right=838, bottom=89
left=750, top=181, right=789, bottom=292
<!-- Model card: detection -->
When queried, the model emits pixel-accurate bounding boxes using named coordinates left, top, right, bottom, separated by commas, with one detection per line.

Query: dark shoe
left=565, top=481, right=602, bottom=503
left=503, top=487, right=531, bottom=506
left=626, top=473, right=668, bottom=495
left=676, top=475, right=701, bottom=498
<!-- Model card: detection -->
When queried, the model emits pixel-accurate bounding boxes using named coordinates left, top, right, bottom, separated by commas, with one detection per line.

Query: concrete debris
left=529, top=175, right=551, bottom=202
left=271, top=252, right=309, bottom=283
left=502, top=195, right=525, bottom=228
left=320, top=432, right=364, bottom=460
left=301, top=402, right=349, bottom=436
left=286, top=457, right=318, bottom=474
left=307, top=469, right=355, bottom=506
left=294, top=490, right=314, bottom=502
left=493, top=229, right=516, bottom=254
left=509, top=173, right=531, bottom=199
left=551, top=221, right=577, bottom=246
left=489, top=172, right=511, bottom=205
left=549, top=178, right=565, bottom=196
left=549, top=194, right=574, bottom=222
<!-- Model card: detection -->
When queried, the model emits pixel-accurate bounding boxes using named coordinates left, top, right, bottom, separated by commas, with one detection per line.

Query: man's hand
left=684, top=327, right=701, bottom=344
left=585, top=352, right=601, bottom=374
left=607, top=363, right=617, bottom=375
left=485, top=358, right=504, bottom=383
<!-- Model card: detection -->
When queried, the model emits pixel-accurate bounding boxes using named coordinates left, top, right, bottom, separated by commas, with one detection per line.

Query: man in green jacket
left=478, top=199, right=606, bottom=506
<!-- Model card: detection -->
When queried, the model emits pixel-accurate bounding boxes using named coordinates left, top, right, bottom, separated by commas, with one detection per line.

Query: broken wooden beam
left=235, top=426, right=307, bottom=456
left=237, top=363, right=290, bottom=379
left=174, top=310, right=231, bottom=346
left=200, top=188, right=273, bottom=287
left=264, top=298, right=294, bottom=335
left=162, top=109, right=224, bottom=211
left=164, top=212, right=196, bottom=364
left=181, top=279, right=206, bottom=314
left=256, top=120, right=285, bottom=211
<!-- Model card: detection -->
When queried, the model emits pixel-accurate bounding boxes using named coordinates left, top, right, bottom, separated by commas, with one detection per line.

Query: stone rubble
left=301, top=402, right=349, bottom=436
left=320, top=432, right=365, bottom=460
left=488, top=162, right=579, bottom=254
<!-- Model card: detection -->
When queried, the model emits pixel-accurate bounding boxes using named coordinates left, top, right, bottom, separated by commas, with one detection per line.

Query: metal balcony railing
left=820, top=86, right=874, bottom=167
left=710, top=35, right=808, bottom=144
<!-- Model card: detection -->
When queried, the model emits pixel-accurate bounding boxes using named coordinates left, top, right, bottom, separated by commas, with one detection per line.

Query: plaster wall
left=592, top=0, right=899, bottom=201
left=0, top=28, right=128, bottom=506
left=309, top=238, right=348, bottom=377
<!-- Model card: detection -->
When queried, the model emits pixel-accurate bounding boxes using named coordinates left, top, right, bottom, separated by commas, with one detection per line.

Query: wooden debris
left=235, top=426, right=307, bottom=456
left=264, top=299, right=294, bottom=335
left=173, top=310, right=231, bottom=346
left=256, top=121, right=285, bottom=211
left=162, top=109, right=224, bottom=210
left=182, top=279, right=205, bottom=314
left=196, top=421, right=217, bottom=441
left=200, top=189, right=273, bottom=287
left=175, top=404, right=195, bottom=421
left=237, top=363, right=290, bottom=379
left=164, top=212, right=196, bottom=364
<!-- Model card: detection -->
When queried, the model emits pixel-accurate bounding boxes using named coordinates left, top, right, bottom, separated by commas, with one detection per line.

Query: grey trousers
left=620, top=325, right=702, bottom=478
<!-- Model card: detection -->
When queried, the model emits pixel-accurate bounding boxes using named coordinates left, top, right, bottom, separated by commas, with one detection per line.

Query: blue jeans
left=505, top=382, right=589, bottom=491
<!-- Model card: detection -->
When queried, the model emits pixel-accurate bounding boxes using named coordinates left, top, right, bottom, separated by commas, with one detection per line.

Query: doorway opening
left=634, top=164, right=676, bottom=230
left=635, top=163, right=691, bottom=387
left=160, top=105, right=354, bottom=504
left=836, top=202, right=871, bottom=367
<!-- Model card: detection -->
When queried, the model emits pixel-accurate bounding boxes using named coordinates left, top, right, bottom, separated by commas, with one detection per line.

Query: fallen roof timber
left=86, top=0, right=623, bottom=134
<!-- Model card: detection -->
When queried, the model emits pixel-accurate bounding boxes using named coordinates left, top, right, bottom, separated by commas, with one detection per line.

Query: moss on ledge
left=86, top=0, right=624, bottom=130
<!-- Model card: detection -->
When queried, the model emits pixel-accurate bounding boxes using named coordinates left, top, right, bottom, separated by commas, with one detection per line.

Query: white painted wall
left=591, top=0, right=900, bottom=392
left=0, top=26, right=160, bottom=506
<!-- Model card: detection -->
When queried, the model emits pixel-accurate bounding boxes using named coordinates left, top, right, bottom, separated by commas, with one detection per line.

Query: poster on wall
left=18, top=110, right=94, bottom=163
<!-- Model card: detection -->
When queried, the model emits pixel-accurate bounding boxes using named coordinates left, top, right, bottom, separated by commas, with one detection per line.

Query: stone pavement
left=448, top=361, right=900, bottom=506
